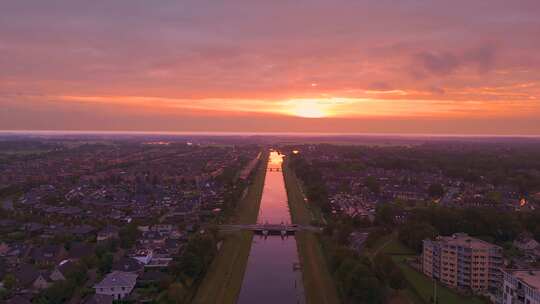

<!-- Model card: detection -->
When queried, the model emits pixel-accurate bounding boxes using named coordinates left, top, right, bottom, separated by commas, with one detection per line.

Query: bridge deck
left=218, top=224, right=320, bottom=234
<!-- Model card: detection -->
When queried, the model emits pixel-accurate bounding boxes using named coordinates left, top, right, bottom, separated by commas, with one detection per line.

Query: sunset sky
left=1, top=1, right=539, bottom=134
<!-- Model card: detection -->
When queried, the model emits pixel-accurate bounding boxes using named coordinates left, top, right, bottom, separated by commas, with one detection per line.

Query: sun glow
left=289, top=101, right=330, bottom=118
left=293, top=107, right=326, bottom=118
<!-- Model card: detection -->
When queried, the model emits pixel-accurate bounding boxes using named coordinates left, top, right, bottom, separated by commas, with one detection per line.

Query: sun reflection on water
left=269, top=151, right=283, bottom=166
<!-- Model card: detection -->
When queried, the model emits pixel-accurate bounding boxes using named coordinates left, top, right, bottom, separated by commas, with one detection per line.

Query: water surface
left=237, top=151, right=303, bottom=304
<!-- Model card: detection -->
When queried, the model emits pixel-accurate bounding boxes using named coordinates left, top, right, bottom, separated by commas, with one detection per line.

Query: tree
left=373, top=254, right=405, bottom=290
left=328, top=246, right=357, bottom=272
left=3, top=273, right=16, bottom=290
left=388, top=267, right=406, bottom=290
left=365, top=176, right=380, bottom=194
left=176, top=251, right=204, bottom=279
left=374, top=203, right=403, bottom=227
left=335, top=222, right=354, bottom=245
left=486, top=191, right=502, bottom=204
left=398, top=222, right=437, bottom=253
left=159, top=282, right=188, bottom=304
left=365, top=228, right=388, bottom=248
left=65, top=261, right=88, bottom=285
left=332, top=253, right=387, bottom=303
left=428, top=183, right=444, bottom=198
left=170, top=233, right=217, bottom=283
left=534, top=226, right=540, bottom=243
left=119, top=223, right=140, bottom=249
left=35, top=280, right=77, bottom=304
left=98, top=253, right=113, bottom=275
left=346, top=265, right=385, bottom=304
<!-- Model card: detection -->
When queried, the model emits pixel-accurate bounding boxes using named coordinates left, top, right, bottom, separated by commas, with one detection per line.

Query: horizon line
left=1, top=129, right=540, bottom=138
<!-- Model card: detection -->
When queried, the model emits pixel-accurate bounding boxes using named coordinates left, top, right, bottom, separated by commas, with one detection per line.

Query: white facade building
left=502, top=269, right=540, bottom=304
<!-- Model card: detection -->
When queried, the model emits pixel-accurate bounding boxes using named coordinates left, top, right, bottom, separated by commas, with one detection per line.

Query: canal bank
left=192, top=152, right=268, bottom=304
left=283, top=159, right=341, bottom=304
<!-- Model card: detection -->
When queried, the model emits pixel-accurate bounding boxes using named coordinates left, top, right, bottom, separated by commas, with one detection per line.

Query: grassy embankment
left=392, top=254, right=485, bottom=304
left=283, top=162, right=341, bottom=304
left=192, top=153, right=267, bottom=304
left=369, top=235, right=485, bottom=304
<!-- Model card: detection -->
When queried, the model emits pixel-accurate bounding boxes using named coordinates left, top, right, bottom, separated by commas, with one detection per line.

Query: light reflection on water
left=237, top=151, right=303, bottom=304
left=236, top=236, right=300, bottom=304
left=257, top=152, right=290, bottom=225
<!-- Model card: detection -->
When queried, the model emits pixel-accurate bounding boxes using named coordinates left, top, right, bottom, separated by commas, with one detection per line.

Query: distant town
left=1, top=134, right=540, bottom=304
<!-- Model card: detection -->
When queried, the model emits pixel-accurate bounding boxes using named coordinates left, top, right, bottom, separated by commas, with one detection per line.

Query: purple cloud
left=415, top=43, right=499, bottom=76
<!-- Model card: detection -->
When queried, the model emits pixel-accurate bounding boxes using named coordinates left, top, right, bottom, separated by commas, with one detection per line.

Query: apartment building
left=502, top=269, right=540, bottom=304
left=422, top=233, right=503, bottom=292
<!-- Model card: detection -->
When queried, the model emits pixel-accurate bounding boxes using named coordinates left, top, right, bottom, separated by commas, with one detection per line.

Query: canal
left=237, top=151, right=304, bottom=304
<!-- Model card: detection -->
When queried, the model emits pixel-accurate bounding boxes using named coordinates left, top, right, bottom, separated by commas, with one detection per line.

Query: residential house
left=140, top=231, right=166, bottom=247
left=2, top=242, right=30, bottom=266
left=49, top=259, right=76, bottom=281
left=32, top=272, right=53, bottom=290
left=70, top=224, right=96, bottom=238
left=14, top=264, right=51, bottom=290
left=29, top=245, right=66, bottom=266
left=21, top=222, right=45, bottom=234
left=349, top=232, right=369, bottom=254
left=128, top=249, right=153, bottom=265
left=145, top=248, right=173, bottom=268
left=514, top=235, right=540, bottom=253
left=97, top=225, right=119, bottom=242
left=0, top=219, right=18, bottom=233
left=0, top=242, right=10, bottom=256
left=93, top=271, right=138, bottom=300
left=68, top=242, right=95, bottom=260
left=14, top=264, right=40, bottom=289
left=112, top=257, right=144, bottom=274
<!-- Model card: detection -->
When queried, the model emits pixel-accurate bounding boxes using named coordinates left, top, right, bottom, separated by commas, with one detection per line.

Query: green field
left=388, top=289, right=424, bottom=304
left=283, top=163, right=340, bottom=304
left=192, top=153, right=267, bottom=304
left=392, top=255, right=485, bottom=304
left=366, top=234, right=415, bottom=258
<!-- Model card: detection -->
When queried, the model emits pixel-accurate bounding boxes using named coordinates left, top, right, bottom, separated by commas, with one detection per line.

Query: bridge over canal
left=218, top=223, right=321, bottom=235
